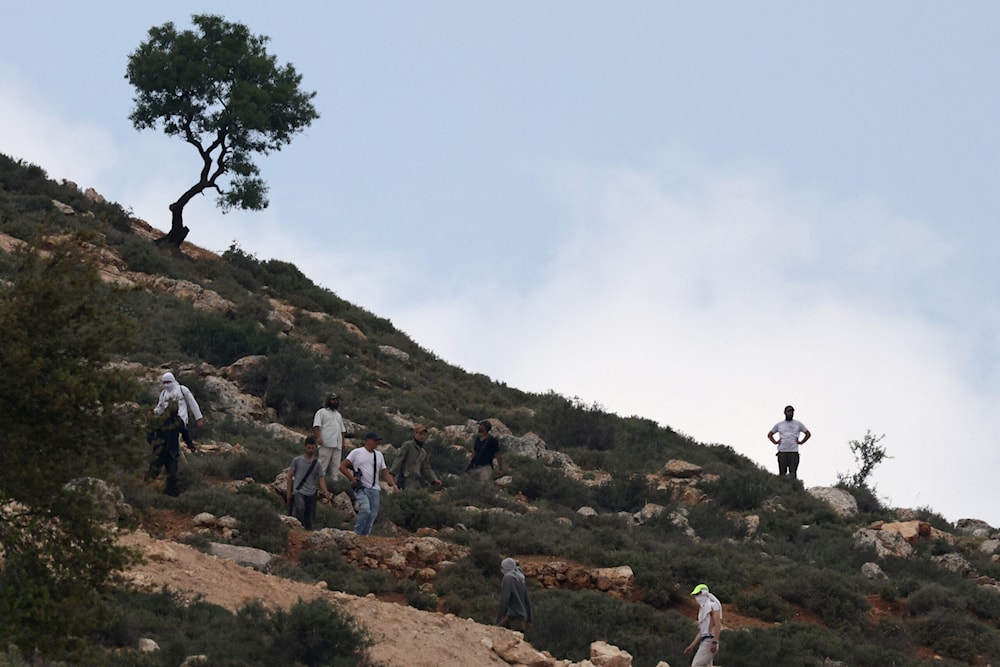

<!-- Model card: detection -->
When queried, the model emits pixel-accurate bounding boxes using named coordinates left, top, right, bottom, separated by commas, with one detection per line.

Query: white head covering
left=501, top=557, right=525, bottom=583
left=155, top=372, right=189, bottom=424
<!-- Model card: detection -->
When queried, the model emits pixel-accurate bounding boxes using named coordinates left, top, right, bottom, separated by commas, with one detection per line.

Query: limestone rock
left=807, top=487, right=858, bottom=517
left=955, top=518, right=995, bottom=538
left=138, top=638, right=159, bottom=652
left=492, top=635, right=551, bottom=667
left=590, top=640, right=633, bottom=667
left=207, top=542, right=272, bottom=573
left=861, top=562, right=886, bottom=579
left=853, top=528, right=914, bottom=559
left=64, top=477, right=132, bottom=523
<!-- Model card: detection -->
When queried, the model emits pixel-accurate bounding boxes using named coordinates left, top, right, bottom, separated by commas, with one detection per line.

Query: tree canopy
left=126, top=14, right=319, bottom=246
left=0, top=236, right=143, bottom=655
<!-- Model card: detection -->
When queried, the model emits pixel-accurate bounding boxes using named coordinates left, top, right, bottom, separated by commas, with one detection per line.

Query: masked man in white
left=684, top=583, right=722, bottom=666
left=154, top=372, right=203, bottom=429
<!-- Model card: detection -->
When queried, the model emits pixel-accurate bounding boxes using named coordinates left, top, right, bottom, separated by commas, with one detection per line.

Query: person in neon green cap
left=684, top=583, right=722, bottom=665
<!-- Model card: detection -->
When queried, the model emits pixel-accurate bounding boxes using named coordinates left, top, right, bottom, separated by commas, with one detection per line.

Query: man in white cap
left=684, top=583, right=722, bottom=666
left=154, top=371, right=203, bottom=429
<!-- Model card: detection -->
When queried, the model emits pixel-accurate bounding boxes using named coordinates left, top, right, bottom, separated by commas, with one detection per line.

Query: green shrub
left=775, top=567, right=869, bottom=629
left=381, top=488, right=461, bottom=531
left=701, top=467, right=772, bottom=511
left=906, top=582, right=963, bottom=616
left=735, top=588, right=793, bottom=622
left=910, top=608, right=1000, bottom=662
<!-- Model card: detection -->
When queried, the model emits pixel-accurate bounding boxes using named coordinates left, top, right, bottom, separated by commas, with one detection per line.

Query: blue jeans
left=353, top=487, right=381, bottom=535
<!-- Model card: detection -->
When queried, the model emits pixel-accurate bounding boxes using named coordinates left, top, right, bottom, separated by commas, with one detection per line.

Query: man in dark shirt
left=466, top=420, right=503, bottom=481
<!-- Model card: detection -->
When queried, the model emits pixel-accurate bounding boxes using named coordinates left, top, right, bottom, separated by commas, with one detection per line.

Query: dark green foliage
left=381, top=487, right=461, bottom=531
left=126, top=14, right=319, bottom=243
left=910, top=609, right=1000, bottom=662
left=735, top=588, right=794, bottom=622
left=275, top=548, right=370, bottom=596
left=530, top=589, right=690, bottom=666
left=179, top=309, right=283, bottom=367
left=86, top=590, right=372, bottom=667
left=906, top=582, right=963, bottom=617
left=172, top=486, right=287, bottom=552
left=261, top=343, right=333, bottom=425
left=434, top=556, right=497, bottom=622
left=700, top=466, right=773, bottom=511
left=536, top=395, right=618, bottom=451
left=774, top=567, right=869, bottom=629
left=505, top=456, right=591, bottom=508
left=0, top=238, right=143, bottom=656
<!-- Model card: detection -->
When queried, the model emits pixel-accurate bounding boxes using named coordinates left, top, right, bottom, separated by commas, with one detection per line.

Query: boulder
left=932, top=553, right=978, bottom=578
left=853, top=528, right=914, bottom=559
left=207, top=542, right=272, bottom=573
left=378, top=344, right=410, bottom=362
left=861, top=562, right=886, bottom=579
left=955, top=518, right=994, bottom=538
left=590, top=641, right=633, bottom=667
left=662, top=459, right=702, bottom=478
left=492, top=636, right=551, bottom=667
left=807, top=487, right=858, bottom=517
left=64, top=477, right=132, bottom=522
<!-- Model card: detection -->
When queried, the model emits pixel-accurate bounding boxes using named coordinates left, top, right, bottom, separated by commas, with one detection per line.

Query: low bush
left=735, top=588, right=793, bottom=622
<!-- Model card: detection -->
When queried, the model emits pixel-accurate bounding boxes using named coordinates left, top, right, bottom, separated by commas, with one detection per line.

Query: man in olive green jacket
left=390, top=424, right=441, bottom=490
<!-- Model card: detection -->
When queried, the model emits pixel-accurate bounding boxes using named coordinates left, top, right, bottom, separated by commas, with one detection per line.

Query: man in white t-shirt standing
left=313, top=393, right=345, bottom=483
left=767, top=405, right=811, bottom=478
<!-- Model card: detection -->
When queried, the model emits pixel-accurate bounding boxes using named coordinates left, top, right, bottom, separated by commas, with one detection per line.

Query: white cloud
left=0, top=77, right=117, bottom=185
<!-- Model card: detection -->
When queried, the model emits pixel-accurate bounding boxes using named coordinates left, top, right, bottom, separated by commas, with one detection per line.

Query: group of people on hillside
left=142, top=372, right=813, bottom=664
left=282, top=391, right=504, bottom=534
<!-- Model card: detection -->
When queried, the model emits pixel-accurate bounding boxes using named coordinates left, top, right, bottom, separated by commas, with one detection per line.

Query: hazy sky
left=3, top=3, right=999, bottom=526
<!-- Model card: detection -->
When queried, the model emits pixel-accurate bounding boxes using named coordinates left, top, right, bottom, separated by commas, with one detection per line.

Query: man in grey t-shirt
left=286, top=437, right=331, bottom=530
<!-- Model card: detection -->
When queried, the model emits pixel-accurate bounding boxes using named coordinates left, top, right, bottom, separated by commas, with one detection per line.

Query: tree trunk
left=154, top=202, right=190, bottom=247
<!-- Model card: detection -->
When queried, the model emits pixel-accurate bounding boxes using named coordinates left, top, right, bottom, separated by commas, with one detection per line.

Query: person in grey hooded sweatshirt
left=154, top=371, right=204, bottom=429
left=496, top=557, right=533, bottom=631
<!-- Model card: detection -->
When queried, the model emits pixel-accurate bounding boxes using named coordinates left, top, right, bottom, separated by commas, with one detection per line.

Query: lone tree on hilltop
left=126, top=14, right=319, bottom=247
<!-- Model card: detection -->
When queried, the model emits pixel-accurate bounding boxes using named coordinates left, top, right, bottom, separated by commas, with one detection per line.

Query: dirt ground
left=121, top=529, right=543, bottom=667
left=120, top=523, right=922, bottom=666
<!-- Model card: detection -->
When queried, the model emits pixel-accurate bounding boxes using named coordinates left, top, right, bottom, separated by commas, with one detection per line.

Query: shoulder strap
left=371, top=450, right=378, bottom=488
left=295, top=459, right=319, bottom=491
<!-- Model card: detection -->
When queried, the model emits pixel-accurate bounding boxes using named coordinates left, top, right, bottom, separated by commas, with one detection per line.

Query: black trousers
left=293, top=492, right=318, bottom=530
left=777, top=451, right=800, bottom=478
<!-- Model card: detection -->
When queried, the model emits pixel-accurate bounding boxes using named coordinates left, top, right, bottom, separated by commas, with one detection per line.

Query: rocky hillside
left=3, top=158, right=1000, bottom=666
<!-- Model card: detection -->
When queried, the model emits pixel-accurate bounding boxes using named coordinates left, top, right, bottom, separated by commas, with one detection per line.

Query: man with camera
left=339, top=432, right=398, bottom=535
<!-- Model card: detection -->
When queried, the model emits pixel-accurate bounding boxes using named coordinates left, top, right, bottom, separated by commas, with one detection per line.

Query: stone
left=590, top=640, right=633, bottom=667
left=192, top=512, right=218, bottom=527
left=51, top=199, right=75, bottom=215
left=932, top=553, right=978, bottom=578
left=861, top=562, right=886, bottom=579
left=807, top=487, right=858, bottom=517
left=492, top=636, right=551, bottom=667
left=378, top=344, right=410, bottom=362
left=853, top=528, right=914, bottom=559
left=138, top=638, right=159, bottom=652
left=955, top=518, right=994, bottom=538
left=207, top=542, right=272, bottom=573
left=63, top=477, right=132, bottom=522
left=662, top=459, right=702, bottom=478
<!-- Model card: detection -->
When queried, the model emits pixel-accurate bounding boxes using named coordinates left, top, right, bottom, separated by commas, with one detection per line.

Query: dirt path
left=121, top=530, right=543, bottom=667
